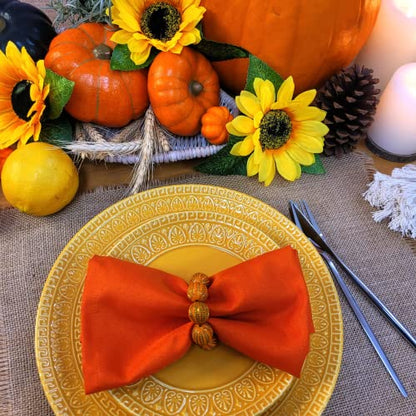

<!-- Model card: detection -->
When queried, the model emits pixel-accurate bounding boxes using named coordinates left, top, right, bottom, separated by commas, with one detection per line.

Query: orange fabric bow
left=81, top=246, right=314, bottom=394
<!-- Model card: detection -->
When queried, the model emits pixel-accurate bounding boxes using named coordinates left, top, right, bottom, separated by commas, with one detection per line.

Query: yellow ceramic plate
left=35, top=184, right=343, bottom=416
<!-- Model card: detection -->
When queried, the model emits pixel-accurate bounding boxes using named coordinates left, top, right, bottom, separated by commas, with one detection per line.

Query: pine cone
left=315, top=65, right=380, bottom=157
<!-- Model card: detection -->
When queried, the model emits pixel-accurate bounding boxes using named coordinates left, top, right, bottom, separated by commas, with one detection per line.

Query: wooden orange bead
left=187, top=281, right=209, bottom=302
left=192, top=323, right=216, bottom=350
left=190, top=272, right=211, bottom=287
left=188, top=302, right=210, bottom=324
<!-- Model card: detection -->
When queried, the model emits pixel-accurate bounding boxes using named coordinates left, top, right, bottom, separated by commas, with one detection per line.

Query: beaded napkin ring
left=187, top=272, right=216, bottom=351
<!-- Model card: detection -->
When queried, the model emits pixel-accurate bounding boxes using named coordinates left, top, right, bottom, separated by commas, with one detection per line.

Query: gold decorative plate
left=35, top=184, right=343, bottom=416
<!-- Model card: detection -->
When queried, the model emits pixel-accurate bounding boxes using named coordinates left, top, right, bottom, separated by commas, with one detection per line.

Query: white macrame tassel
left=363, top=164, right=416, bottom=238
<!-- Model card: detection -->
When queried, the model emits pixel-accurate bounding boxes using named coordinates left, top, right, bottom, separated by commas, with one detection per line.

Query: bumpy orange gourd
left=45, top=23, right=149, bottom=128
left=201, top=106, right=233, bottom=145
left=201, top=0, right=381, bottom=94
left=148, top=47, right=220, bottom=136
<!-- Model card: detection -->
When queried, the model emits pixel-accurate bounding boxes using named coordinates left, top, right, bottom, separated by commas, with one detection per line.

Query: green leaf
left=192, top=38, right=249, bottom=61
left=39, top=113, right=73, bottom=147
left=195, top=136, right=248, bottom=175
left=45, top=69, right=74, bottom=120
left=301, top=154, right=326, bottom=175
left=110, top=44, right=158, bottom=71
left=244, top=54, right=284, bottom=94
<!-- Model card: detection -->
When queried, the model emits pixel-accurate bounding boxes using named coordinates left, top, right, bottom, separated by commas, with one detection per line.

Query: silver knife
left=291, top=203, right=416, bottom=350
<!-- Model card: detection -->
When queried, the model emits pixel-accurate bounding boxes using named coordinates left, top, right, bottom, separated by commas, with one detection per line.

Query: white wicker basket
left=64, top=90, right=238, bottom=165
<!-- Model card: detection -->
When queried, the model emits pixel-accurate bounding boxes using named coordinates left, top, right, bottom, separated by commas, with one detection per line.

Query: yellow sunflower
left=228, top=77, right=329, bottom=185
left=0, top=41, right=50, bottom=149
left=110, top=0, right=205, bottom=65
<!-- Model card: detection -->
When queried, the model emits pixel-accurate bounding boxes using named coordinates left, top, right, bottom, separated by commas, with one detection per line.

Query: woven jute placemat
left=1, top=152, right=415, bottom=416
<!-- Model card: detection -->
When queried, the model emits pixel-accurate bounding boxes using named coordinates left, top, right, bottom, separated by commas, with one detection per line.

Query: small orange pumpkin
left=45, top=23, right=149, bottom=128
left=201, top=106, right=233, bottom=145
left=148, top=47, right=220, bottom=136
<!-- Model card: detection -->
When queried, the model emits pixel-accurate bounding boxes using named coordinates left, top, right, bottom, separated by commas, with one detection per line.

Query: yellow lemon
left=1, top=142, right=79, bottom=216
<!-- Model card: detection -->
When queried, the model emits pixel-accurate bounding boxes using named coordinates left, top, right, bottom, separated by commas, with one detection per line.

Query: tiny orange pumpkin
left=148, top=47, right=220, bottom=136
left=201, top=106, right=233, bottom=145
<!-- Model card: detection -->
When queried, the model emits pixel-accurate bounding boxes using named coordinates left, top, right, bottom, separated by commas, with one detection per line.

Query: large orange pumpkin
left=45, top=23, right=149, bottom=128
left=201, top=0, right=381, bottom=94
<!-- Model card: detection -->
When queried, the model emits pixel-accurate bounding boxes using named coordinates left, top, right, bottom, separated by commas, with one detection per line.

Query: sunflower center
left=259, top=110, right=292, bottom=150
left=140, top=2, right=181, bottom=42
left=12, top=80, right=35, bottom=121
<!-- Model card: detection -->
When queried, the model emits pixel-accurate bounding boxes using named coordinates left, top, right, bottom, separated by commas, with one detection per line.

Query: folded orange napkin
left=81, top=246, right=314, bottom=394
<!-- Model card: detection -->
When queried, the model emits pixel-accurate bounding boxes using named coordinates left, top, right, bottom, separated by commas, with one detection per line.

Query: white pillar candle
left=355, top=0, right=416, bottom=91
left=367, top=62, right=416, bottom=160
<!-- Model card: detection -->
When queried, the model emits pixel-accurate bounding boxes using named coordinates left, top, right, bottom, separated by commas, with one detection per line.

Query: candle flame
left=393, top=0, right=416, bottom=18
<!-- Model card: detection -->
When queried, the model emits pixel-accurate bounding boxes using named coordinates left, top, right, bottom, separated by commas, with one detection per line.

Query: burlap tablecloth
left=1, top=153, right=415, bottom=416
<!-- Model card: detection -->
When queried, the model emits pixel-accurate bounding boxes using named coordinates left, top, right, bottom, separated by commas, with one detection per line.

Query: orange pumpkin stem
left=190, top=80, right=204, bottom=96
left=93, top=44, right=113, bottom=60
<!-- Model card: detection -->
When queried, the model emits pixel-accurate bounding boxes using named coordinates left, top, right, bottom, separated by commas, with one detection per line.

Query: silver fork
left=289, top=201, right=408, bottom=398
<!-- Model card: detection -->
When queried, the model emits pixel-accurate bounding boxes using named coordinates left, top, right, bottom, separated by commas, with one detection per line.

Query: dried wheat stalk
left=129, top=108, right=157, bottom=194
